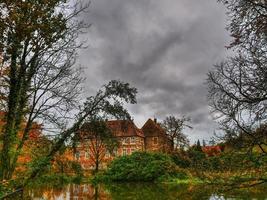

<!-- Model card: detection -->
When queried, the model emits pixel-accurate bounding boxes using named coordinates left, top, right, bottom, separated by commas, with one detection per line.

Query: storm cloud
left=77, top=0, right=231, bottom=142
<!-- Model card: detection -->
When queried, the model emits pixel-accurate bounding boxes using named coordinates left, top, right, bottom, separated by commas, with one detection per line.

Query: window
left=125, top=137, right=130, bottom=144
left=106, top=151, right=110, bottom=158
left=75, top=152, right=80, bottom=160
left=113, top=149, right=118, bottom=156
left=123, top=148, right=127, bottom=156
left=130, top=137, right=136, bottom=144
left=153, top=137, right=158, bottom=145
left=127, top=148, right=131, bottom=155
left=131, top=148, right=135, bottom=154
left=85, top=151, right=90, bottom=160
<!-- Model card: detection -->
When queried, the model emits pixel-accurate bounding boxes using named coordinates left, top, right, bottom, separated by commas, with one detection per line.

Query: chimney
left=154, top=118, right=157, bottom=123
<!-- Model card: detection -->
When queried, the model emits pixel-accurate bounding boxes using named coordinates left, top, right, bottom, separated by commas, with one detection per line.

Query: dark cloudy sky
left=77, top=0, right=231, bottom=143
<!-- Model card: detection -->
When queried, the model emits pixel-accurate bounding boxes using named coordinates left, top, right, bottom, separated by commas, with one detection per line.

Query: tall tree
left=161, top=116, right=192, bottom=149
left=0, top=0, right=90, bottom=180
left=207, top=0, right=267, bottom=153
left=202, top=139, right=206, bottom=147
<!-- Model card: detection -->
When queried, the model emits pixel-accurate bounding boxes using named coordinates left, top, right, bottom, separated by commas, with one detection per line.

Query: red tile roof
left=81, top=120, right=145, bottom=138
left=106, top=120, right=144, bottom=137
left=141, top=118, right=166, bottom=137
left=202, top=146, right=223, bottom=156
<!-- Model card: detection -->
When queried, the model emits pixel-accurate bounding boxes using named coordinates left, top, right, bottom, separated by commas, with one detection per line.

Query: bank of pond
left=2, top=151, right=267, bottom=199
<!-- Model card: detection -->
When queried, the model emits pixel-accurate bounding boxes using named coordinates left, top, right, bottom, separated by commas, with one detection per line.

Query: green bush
left=171, top=151, right=191, bottom=168
left=104, top=152, right=179, bottom=181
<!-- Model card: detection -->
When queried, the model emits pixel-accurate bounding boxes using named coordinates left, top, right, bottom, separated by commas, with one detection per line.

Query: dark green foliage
left=196, top=140, right=202, bottom=151
left=172, top=147, right=266, bottom=172
left=187, top=146, right=206, bottom=170
left=104, top=152, right=179, bottom=181
left=71, top=162, right=83, bottom=178
left=171, top=148, right=267, bottom=172
left=171, top=151, right=191, bottom=168
left=171, top=148, right=222, bottom=171
left=212, top=151, right=267, bottom=171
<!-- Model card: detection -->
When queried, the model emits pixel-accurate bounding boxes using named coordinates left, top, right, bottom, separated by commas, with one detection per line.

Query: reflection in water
left=10, top=182, right=267, bottom=200
left=22, top=184, right=110, bottom=200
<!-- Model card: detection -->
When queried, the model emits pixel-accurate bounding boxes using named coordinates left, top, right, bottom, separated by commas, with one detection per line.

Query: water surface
left=11, top=182, right=267, bottom=200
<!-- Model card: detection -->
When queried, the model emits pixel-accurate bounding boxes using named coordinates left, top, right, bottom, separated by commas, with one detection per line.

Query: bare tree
left=79, top=119, right=118, bottom=173
left=161, top=116, right=192, bottom=149
left=207, top=0, right=267, bottom=153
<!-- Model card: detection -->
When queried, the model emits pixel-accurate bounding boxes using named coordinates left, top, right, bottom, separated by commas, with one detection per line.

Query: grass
left=165, top=177, right=205, bottom=185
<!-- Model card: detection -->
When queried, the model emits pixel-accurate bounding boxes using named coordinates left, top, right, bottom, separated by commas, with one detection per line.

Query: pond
left=9, top=182, right=267, bottom=200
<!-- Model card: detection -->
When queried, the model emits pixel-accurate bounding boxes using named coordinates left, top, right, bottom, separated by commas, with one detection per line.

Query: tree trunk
left=95, top=156, right=99, bottom=174
left=0, top=44, right=20, bottom=180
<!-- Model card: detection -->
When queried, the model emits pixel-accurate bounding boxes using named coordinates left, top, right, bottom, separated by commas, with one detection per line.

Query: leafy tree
left=207, top=0, right=267, bottom=153
left=187, top=144, right=206, bottom=171
left=0, top=0, right=90, bottom=180
left=103, top=152, right=181, bottom=181
left=161, top=116, right=192, bottom=149
left=0, top=112, right=49, bottom=176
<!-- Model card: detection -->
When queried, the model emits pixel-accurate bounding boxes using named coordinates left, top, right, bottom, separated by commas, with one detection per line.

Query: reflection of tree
left=69, top=184, right=111, bottom=200
left=106, top=183, right=267, bottom=200
left=105, top=182, right=212, bottom=200
left=15, top=182, right=267, bottom=199
left=93, top=185, right=99, bottom=200
left=22, top=185, right=66, bottom=200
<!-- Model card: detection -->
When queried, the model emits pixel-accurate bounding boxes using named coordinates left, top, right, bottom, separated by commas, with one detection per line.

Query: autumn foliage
left=0, top=112, right=47, bottom=176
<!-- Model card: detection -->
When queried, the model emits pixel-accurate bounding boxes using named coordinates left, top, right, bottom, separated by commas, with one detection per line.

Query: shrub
left=104, top=152, right=179, bottom=181
left=171, top=151, right=191, bottom=168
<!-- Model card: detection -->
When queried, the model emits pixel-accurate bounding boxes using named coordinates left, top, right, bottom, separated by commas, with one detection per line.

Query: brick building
left=142, top=118, right=173, bottom=153
left=74, top=118, right=173, bottom=170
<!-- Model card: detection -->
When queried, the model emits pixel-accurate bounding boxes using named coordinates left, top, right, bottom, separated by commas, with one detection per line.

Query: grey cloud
left=78, top=0, right=230, bottom=142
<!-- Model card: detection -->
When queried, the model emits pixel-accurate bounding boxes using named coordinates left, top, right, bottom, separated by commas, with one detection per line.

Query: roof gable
left=141, top=118, right=166, bottom=137
left=107, top=120, right=144, bottom=137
